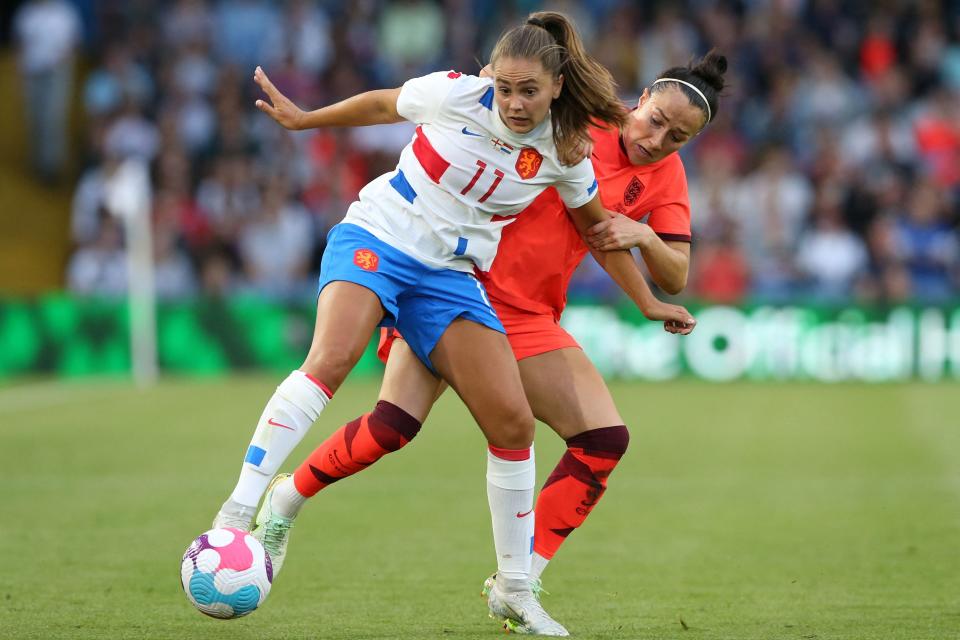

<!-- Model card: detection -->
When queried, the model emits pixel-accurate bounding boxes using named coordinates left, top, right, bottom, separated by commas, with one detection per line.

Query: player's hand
left=642, top=301, right=695, bottom=335
left=663, top=317, right=695, bottom=335
left=253, top=66, right=305, bottom=130
left=585, top=214, right=652, bottom=251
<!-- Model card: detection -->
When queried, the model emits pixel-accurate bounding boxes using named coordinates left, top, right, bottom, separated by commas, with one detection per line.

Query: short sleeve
left=647, top=159, right=692, bottom=242
left=396, top=71, right=462, bottom=124
left=554, top=156, right=598, bottom=210
left=646, top=202, right=692, bottom=242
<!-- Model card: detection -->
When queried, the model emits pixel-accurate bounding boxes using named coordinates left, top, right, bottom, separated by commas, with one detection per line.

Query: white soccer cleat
left=486, top=576, right=569, bottom=636
left=250, top=474, right=296, bottom=577
left=212, top=498, right=256, bottom=531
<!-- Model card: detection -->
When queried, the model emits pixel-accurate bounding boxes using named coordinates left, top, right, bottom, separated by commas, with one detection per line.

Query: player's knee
left=566, top=424, right=630, bottom=459
left=300, top=347, right=363, bottom=390
left=485, top=403, right=535, bottom=449
left=369, top=400, right=423, bottom=451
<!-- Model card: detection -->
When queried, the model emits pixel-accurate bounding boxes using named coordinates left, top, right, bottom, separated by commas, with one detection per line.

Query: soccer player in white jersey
left=211, top=11, right=693, bottom=635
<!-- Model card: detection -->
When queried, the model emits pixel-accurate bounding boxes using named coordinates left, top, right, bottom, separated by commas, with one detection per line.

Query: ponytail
left=491, top=11, right=627, bottom=164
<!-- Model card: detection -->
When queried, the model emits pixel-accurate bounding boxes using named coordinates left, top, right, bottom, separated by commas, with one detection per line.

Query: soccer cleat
left=212, top=498, right=256, bottom=531
left=482, top=573, right=548, bottom=602
left=486, top=577, right=568, bottom=636
left=250, top=474, right=296, bottom=577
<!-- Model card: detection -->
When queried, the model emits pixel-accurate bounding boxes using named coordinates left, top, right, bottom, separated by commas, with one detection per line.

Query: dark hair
left=653, top=49, right=727, bottom=128
left=490, top=11, right=627, bottom=164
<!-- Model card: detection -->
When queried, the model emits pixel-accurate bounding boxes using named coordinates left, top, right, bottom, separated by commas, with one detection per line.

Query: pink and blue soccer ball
left=180, top=528, right=273, bottom=618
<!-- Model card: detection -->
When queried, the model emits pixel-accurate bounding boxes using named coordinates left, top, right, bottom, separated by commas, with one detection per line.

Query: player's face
left=492, top=57, right=563, bottom=134
left=621, top=86, right=706, bottom=165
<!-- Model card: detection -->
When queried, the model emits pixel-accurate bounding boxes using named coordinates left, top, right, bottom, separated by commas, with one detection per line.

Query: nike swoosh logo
left=267, top=418, right=295, bottom=431
left=516, top=509, right=533, bottom=518
left=461, top=126, right=484, bottom=137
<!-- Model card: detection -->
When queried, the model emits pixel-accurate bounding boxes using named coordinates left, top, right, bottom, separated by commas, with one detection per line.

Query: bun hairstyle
left=653, top=49, right=728, bottom=128
left=490, top=11, right=627, bottom=164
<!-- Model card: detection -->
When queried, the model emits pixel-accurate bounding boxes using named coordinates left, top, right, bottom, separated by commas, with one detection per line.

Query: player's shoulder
left=428, top=70, right=491, bottom=96
left=588, top=123, right=621, bottom=147
left=415, top=71, right=493, bottom=115
left=659, top=152, right=688, bottom=186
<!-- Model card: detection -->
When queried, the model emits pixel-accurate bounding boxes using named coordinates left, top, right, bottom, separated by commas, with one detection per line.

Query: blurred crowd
left=12, top=0, right=960, bottom=305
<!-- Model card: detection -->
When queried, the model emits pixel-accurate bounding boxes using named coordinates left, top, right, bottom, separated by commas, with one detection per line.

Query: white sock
left=530, top=552, right=550, bottom=581
left=229, top=370, right=331, bottom=507
left=271, top=475, right=307, bottom=519
left=486, top=445, right=535, bottom=586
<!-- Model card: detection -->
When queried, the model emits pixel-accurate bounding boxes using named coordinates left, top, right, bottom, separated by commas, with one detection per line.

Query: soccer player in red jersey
left=260, top=44, right=725, bottom=634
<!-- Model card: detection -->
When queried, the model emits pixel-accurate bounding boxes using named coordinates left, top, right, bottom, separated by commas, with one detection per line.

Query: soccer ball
left=180, top=527, right=273, bottom=618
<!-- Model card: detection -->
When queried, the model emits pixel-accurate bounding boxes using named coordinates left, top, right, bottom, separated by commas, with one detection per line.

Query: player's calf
left=532, top=425, right=630, bottom=576
left=292, top=400, right=422, bottom=497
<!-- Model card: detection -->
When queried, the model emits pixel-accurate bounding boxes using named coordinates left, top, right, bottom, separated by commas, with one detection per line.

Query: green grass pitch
left=1, top=377, right=959, bottom=639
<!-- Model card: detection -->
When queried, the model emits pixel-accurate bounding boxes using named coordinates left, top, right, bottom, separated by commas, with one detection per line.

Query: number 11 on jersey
left=461, top=159, right=504, bottom=203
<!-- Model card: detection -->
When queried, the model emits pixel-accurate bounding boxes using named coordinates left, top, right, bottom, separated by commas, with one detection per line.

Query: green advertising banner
left=1, top=296, right=958, bottom=382
left=561, top=304, right=960, bottom=382
left=0, top=295, right=380, bottom=379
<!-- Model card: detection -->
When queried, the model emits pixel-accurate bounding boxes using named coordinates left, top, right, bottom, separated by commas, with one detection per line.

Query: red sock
left=533, top=425, right=629, bottom=559
left=292, top=400, right=421, bottom=497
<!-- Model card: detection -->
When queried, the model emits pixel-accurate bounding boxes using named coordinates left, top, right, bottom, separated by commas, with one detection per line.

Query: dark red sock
left=292, top=401, right=421, bottom=497
left=533, top=425, right=630, bottom=559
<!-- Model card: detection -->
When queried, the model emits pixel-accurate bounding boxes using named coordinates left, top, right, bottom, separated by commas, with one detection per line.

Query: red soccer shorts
left=377, top=300, right=580, bottom=364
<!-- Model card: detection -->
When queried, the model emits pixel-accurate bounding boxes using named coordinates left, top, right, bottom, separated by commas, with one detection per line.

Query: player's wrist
left=633, top=224, right=654, bottom=250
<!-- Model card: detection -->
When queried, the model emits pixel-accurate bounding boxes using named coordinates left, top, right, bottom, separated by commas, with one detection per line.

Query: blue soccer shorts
left=317, top=223, right=504, bottom=373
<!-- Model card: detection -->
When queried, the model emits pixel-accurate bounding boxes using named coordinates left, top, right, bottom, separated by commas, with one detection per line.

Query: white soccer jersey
left=342, top=71, right=599, bottom=273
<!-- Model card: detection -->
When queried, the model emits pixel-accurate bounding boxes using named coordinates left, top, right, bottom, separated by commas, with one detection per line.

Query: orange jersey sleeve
left=480, top=124, right=691, bottom=318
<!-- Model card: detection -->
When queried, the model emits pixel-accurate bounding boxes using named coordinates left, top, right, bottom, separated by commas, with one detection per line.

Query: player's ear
left=552, top=73, right=564, bottom=100
left=637, top=87, right=650, bottom=109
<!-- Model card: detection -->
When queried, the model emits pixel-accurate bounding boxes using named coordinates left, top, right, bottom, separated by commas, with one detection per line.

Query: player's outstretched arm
left=585, top=214, right=690, bottom=294
left=253, top=66, right=404, bottom=130
left=568, top=197, right=695, bottom=334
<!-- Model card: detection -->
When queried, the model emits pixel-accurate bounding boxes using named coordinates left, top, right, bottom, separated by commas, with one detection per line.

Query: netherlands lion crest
left=624, top=176, right=644, bottom=206
left=354, top=249, right=379, bottom=272
left=515, top=147, right=543, bottom=180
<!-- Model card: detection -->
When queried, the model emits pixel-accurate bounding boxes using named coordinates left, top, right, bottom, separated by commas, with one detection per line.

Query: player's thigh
left=518, top=347, right=623, bottom=440
left=378, top=338, right=446, bottom=424
left=301, top=281, right=384, bottom=391
left=431, top=318, right=534, bottom=449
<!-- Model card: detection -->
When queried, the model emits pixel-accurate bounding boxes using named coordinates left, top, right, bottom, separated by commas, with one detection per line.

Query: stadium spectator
left=82, top=43, right=154, bottom=118
left=796, top=189, right=869, bottom=302
left=691, top=220, right=750, bottom=305
left=13, top=0, right=83, bottom=183
left=212, top=0, right=280, bottom=71
left=237, top=176, right=315, bottom=300
left=103, top=100, right=161, bottom=162
left=860, top=213, right=912, bottom=303
left=152, top=221, right=198, bottom=300
left=67, top=214, right=127, bottom=296
left=732, top=145, right=811, bottom=301
left=71, top=153, right=122, bottom=245
left=161, top=0, right=214, bottom=50
left=892, top=180, right=959, bottom=303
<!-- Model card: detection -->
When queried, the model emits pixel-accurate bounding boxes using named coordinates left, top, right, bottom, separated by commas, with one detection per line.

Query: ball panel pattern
left=180, top=528, right=272, bottom=619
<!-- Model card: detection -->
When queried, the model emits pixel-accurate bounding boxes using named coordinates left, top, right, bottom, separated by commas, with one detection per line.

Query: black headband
left=526, top=17, right=546, bottom=29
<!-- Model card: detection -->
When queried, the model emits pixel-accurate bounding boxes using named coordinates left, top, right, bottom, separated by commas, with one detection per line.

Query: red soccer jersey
left=479, top=124, right=692, bottom=319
